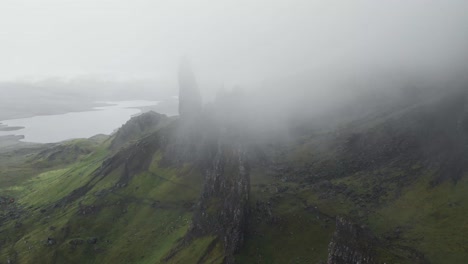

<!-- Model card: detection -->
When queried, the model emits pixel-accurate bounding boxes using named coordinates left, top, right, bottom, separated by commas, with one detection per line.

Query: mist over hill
left=1, top=58, right=467, bottom=263
left=1, top=0, right=468, bottom=264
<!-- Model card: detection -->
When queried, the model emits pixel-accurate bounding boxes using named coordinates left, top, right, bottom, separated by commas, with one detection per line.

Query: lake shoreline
left=0, top=100, right=164, bottom=145
left=0, top=125, right=25, bottom=131
left=0, top=101, right=110, bottom=123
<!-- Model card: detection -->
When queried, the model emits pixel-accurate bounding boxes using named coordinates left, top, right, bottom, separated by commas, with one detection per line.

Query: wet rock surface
left=191, top=144, right=250, bottom=264
left=327, top=217, right=376, bottom=264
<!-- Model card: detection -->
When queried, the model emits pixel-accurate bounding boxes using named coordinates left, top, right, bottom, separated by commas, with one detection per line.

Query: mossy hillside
left=167, top=236, right=224, bottom=264
left=239, top=112, right=468, bottom=264
left=236, top=167, right=335, bottom=264
left=369, top=171, right=468, bottom=264
left=0, top=136, right=213, bottom=264
left=31, top=137, right=108, bottom=169
left=295, top=160, right=468, bottom=263
left=0, top=137, right=108, bottom=197
left=3, top=156, right=467, bottom=264
left=0, top=147, right=49, bottom=194
left=259, top=92, right=468, bottom=263
left=4, top=204, right=192, bottom=264
left=2, top=91, right=468, bottom=263
left=16, top=148, right=109, bottom=207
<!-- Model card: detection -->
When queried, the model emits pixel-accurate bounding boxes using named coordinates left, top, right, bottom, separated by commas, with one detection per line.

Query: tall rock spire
left=178, top=57, right=202, bottom=119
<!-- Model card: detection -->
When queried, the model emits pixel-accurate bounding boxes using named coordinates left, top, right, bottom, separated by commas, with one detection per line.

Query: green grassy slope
left=236, top=92, right=468, bottom=263
left=1, top=92, right=468, bottom=263
left=0, top=134, right=216, bottom=264
left=2, top=139, right=467, bottom=263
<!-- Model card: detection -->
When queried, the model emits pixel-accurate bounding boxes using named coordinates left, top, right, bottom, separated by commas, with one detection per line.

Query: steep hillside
left=236, top=90, right=468, bottom=263
left=1, top=90, right=468, bottom=263
left=0, top=113, right=207, bottom=263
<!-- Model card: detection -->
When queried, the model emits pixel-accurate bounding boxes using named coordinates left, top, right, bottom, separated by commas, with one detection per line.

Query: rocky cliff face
left=327, top=217, right=375, bottom=264
left=161, top=58, right=250, bottom=263
left=110, top=111, right=168, bottom=150
left=159, top=82, right=251, bottom=263
left=190, top=143, right=250, bottom=263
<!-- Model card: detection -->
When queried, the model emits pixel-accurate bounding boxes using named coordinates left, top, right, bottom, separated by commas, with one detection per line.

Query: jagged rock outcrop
left=178, top=57, right=202, bottom=120
left=327, top=217, right=375, bottom=264
left=191, top=144, right=250, bottom=264
left=110, top=111, right=168, bottom=150
left=164, top=59, right=251, bottom=263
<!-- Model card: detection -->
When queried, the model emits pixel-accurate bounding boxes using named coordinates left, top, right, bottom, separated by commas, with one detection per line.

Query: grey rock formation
left=178, top=57, right=202, bottom=120
left=191, top=144, right=250, bottom=264
left=327, top=217, right=375, bottom=264
left=110, top=111, right=168, bottom=150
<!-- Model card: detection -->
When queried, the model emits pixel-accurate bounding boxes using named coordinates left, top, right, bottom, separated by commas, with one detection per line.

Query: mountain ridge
left=0, top=88, right=467, bottom=263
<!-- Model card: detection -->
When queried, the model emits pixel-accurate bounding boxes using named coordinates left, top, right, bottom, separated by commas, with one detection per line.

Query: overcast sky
left=1, top=0, right=468, bottom=88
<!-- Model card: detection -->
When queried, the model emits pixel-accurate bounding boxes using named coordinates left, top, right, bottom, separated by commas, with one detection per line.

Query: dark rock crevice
left=190, top=143, right=250, bottom=263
